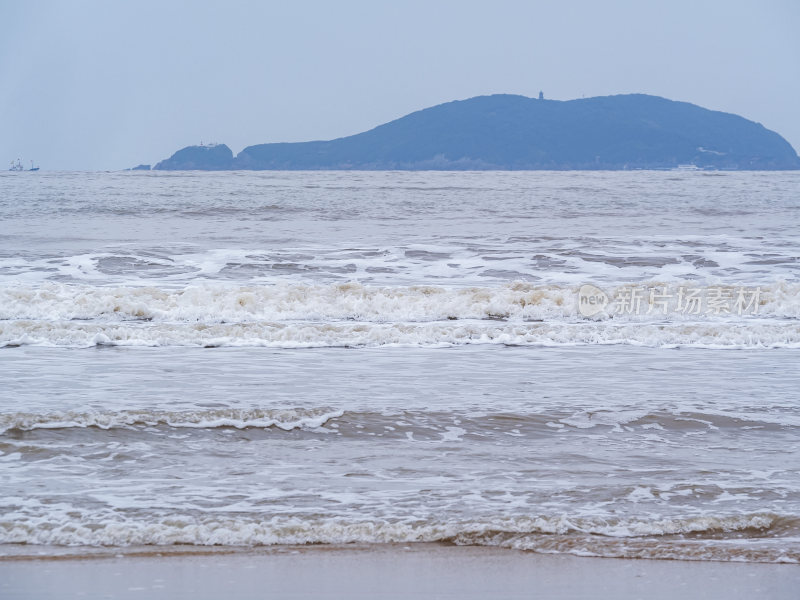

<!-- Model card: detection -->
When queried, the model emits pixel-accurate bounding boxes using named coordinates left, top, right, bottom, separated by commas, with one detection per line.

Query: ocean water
left=0, top=170, right=798, bottom=562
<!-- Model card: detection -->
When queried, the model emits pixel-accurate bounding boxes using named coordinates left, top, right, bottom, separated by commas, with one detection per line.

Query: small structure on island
left=539, top=91, right=544, bottom=100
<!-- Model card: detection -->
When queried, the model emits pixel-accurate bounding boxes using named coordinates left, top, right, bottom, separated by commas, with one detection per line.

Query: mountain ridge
left=152, top=94, right=800, bottom=171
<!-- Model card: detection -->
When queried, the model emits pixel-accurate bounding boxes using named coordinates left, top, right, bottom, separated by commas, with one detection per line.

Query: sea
left=0, top=170, right=798, bottom=563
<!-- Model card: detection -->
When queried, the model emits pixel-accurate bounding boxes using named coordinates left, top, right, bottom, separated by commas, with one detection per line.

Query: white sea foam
left=0, top=408, right=344, bottom=434
left=1, top=281, right=797, bottom=323
left=1, top=512, right=794, bottom=562
left=0, top=281, right=578, bottom=322
left=0, top=281, right=797, bottom=348
left=2, top=407, right=797, bottom=434
left=2, top=319, right=799, bottom=349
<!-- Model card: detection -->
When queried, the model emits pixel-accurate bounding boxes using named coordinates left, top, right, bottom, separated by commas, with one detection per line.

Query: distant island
left=150, top=94, right=800, bottom=171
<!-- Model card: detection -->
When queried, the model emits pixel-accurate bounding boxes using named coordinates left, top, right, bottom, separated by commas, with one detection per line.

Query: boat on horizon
left=8, top=159, right=39, bottom=171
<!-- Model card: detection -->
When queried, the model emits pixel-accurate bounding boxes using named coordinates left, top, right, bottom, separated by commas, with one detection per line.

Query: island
left=153, top=94, right=800, bottom=171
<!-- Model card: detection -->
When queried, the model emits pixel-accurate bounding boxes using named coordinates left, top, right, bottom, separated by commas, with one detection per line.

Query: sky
left=1, top=0, right=799, bottom=171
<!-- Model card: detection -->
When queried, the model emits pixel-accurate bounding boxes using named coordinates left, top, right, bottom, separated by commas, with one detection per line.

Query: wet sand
left=1, top=544, right=797, bottom=600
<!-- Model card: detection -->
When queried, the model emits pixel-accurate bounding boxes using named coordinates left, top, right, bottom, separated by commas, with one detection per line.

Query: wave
left=0, top=408, right=343, bottom=435
left=2, top=319, right=800, bottom=349
left=3, top=407, right=798, bottom=435
left=1, top=281, right=798, bottom=323
left=1, top=513, right=796, bottom=563
left=1, top=281, right=797, bottom=348
left=0, top=282, right=577, bottom=322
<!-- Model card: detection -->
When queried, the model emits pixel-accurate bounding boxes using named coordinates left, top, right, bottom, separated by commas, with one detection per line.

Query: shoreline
left=2, top=539, right=798, bottom=564
left=1, top=543, right=798, bottom=600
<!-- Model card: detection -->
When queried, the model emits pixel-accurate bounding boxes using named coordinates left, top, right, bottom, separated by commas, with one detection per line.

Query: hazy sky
left=2, top=0, right=799, bottom=170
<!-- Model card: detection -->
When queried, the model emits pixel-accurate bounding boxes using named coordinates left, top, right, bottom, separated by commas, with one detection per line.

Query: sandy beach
left=1, top=544, right=797, bottom=600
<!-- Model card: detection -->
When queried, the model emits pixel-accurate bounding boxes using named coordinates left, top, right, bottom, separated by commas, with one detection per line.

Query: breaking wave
left=0, top=281, right=797, bottom=349
left=0, top=408, right=343, bottom=434
left=2, top=407, right=798, bottom=435
left=1, top=281, right=798, bottom=323
left=1, top=513, right=797, bottom=563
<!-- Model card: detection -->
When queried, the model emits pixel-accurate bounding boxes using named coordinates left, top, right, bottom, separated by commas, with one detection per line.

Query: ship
left=8, top=159, right=39, bottom=171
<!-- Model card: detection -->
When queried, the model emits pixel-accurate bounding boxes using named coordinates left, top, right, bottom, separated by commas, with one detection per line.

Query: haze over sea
left=0, top=170, right=798, bottom=563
